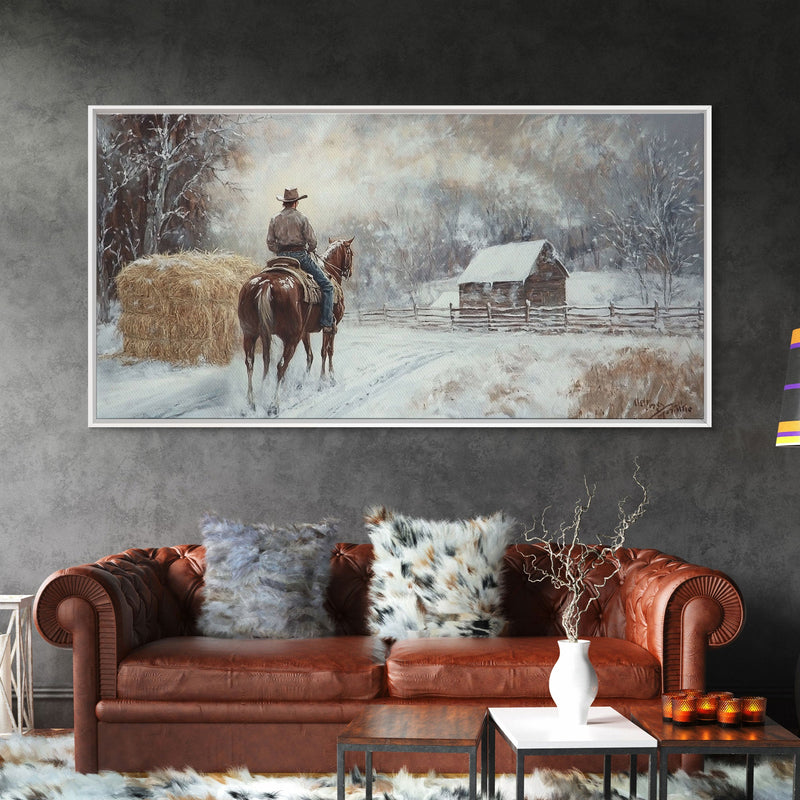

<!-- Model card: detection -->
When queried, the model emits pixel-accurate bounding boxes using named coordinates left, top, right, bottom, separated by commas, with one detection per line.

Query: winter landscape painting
left=91, top=106, right=710, bottom=427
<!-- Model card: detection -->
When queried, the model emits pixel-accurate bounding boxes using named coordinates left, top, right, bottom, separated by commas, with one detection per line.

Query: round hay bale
left=115, top=251, right=261, bottom=365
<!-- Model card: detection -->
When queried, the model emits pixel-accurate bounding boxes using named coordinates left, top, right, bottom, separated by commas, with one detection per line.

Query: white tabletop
left=489, top=706, right=657, bottom=751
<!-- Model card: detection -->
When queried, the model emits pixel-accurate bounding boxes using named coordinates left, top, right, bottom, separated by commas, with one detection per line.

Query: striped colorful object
left=777, top=327, right=800, bottom=446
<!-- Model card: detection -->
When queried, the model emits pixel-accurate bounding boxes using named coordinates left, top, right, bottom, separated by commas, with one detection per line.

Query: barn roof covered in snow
left=458, top=240, right=568, bottom=284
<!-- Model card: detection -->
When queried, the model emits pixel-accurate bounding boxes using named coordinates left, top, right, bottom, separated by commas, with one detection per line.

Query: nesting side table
left=337, top=705, right=487, bottom=800
left=488, top=706, right=658, bottom=800
left=0, top=595, right=35, bottom=735
left=631, top=705, right=800, bottom=800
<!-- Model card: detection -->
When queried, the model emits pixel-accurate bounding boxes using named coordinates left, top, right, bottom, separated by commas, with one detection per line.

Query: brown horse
left=237, top=237, right=354, bottom=416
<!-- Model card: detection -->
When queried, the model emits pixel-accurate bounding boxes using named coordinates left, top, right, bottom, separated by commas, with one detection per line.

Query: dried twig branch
left=519, top=460, right=648, bottom=642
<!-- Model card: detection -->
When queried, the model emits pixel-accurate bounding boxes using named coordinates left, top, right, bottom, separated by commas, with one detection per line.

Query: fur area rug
left=0, top=733, right=795, bottom=799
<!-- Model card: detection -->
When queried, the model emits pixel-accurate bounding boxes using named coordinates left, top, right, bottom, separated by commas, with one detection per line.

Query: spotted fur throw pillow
left=365, top=507, right=513, bottom=640
left=197, top=513, right=337, bottom=639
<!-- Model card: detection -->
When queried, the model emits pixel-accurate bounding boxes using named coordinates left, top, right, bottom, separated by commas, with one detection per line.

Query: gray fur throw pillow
left=197, top=513, right=337, bottom=639
left=365, top=507, right=512, bottom=640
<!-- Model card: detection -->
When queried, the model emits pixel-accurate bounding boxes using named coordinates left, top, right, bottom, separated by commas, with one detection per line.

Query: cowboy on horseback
left=267, top=187, right=336, bottom=333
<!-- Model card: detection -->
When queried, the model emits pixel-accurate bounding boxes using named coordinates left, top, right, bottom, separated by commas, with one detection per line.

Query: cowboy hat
left=276, top=187, right=308, bottom=203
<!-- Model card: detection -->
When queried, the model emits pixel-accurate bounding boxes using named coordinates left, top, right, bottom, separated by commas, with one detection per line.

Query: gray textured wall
left=1, top=1, right=798, bottom=726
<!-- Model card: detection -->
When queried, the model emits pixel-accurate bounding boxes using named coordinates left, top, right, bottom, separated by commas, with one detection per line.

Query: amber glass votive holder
left=661, top=693, right=683, bottom=720
left=672, top=695, right=697, bottom=725
left=741, top=696, right=767, bottom=725
left=696, top=693, right=719, bottom=722
left=717, top=697, right=742, bottom=727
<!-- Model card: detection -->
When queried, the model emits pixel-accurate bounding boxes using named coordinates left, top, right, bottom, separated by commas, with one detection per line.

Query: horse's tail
left=257, top=283, right=274, bottom=336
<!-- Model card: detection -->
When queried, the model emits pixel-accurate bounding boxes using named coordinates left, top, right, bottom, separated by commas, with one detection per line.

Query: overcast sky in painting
left=215, top=109, right=705, bottom=260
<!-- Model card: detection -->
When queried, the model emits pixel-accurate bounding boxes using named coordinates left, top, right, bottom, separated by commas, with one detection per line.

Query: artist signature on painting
left=633, top=398, right=694, bottom=418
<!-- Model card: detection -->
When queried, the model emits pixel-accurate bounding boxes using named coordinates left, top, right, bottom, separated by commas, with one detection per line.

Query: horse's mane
left=321, top=239, right=345, bottom=259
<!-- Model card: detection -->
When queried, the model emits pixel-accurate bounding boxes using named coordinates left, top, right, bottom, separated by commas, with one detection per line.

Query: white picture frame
left=89, top=105, right=710, bottom=428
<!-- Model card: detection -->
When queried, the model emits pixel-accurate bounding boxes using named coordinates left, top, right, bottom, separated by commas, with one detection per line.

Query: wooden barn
left=458, top=240, right=569, bottom=309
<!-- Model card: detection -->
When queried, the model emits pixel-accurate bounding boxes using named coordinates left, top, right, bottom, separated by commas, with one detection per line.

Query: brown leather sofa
left=34, top=543, right=744, bottom=775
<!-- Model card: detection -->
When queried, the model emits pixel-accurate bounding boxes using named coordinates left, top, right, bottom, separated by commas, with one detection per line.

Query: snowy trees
left=337, top=183, right=485, bottom=306
left=336, top=118, right=705, bottom=309
left=96, top=114, right=245, bottom=322
left=602, top=135, right=703, bottom=307
left=96, top=112, right=704, bottom=313
left=97, top=121, right=141, bottom=323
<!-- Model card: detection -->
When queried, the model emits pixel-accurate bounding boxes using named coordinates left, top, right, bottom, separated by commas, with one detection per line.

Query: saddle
left=262, top=256, right=342, bottom=305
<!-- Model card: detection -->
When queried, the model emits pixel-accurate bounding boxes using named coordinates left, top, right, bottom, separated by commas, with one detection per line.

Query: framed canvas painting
left=89, top=105, right=710, bottom=428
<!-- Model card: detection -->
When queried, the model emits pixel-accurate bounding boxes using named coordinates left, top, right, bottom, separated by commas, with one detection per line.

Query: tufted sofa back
left=87, top=545, right=206, bottom=646
left=84, top=542, right=694, bottom=643
left=325, top=542, right=657, bottom=639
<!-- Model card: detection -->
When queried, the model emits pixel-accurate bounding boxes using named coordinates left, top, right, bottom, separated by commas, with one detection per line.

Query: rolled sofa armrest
left=34, top=545, right=204, bottom=774
left=618, top=548, right=745, bottom=692
left=34, top=545, right=205, bottom=700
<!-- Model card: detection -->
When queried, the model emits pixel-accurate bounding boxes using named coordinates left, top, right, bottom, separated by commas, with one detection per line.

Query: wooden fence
left=356, top=300, right=704, bottom=333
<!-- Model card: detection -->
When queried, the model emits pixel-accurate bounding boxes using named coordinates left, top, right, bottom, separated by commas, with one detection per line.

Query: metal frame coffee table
left=631, top=705, right=800, bottom=800
left=488, top=706, right=658, bottom=800
left=337, top=705, right=487, bottom=800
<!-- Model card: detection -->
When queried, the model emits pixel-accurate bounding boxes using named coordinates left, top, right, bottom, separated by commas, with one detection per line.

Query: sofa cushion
left=116, top=636, right=386, bottom=702
left=385, top=636, right=660, bottom=700
left=365, top=507, right=513, bottom=640
left=197, top=514, right=337, bottom=639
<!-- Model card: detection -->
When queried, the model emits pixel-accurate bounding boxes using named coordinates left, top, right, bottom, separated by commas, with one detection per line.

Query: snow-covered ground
left=565, top=270, right=702, bottom=307
left=93, top=269, right=705, bottom=424
left=94, top=321, right=705, bottom=424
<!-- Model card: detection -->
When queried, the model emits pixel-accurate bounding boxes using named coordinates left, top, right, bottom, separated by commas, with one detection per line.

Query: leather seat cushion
left=385, top=636, right=660, bottom=700
left=116, top=636, right=386, bottom=702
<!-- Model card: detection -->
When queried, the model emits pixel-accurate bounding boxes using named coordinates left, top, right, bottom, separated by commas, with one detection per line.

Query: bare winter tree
left=368, top=184, right=473, bottom=305
left=135, top=115, right=245, bottom=253
left=96, top=118, right=143, bottom=323
left=483, top=197, right=537, bottom=246
left=602, top=134, right=702, bottom=307
left=426, top=181, right=478, bottom=277
left=95, top=113, right=247, bottom=322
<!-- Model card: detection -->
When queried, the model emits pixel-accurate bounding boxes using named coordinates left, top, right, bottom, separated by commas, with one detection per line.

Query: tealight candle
left=696, top=693, right=719, bottom=722
left=661, top=693, right=673, bottom=720
left=717, top=697, right=742, bottom=727
left=661, top=693, right=684, bottom=720
left=741, top=696, right=766, bottom=725
left=672, top=695, right=697, bottom=725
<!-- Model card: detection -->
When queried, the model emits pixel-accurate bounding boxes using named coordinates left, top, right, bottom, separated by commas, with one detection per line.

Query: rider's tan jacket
left=267, top=207, right=318, bottom=254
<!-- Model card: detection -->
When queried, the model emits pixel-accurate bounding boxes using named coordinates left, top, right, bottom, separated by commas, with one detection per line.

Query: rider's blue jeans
left=281, top=250, right=334, bottom=328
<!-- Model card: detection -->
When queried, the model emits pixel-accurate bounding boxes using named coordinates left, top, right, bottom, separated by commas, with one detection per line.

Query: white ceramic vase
left=548, top=638, right=598, bottom=726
